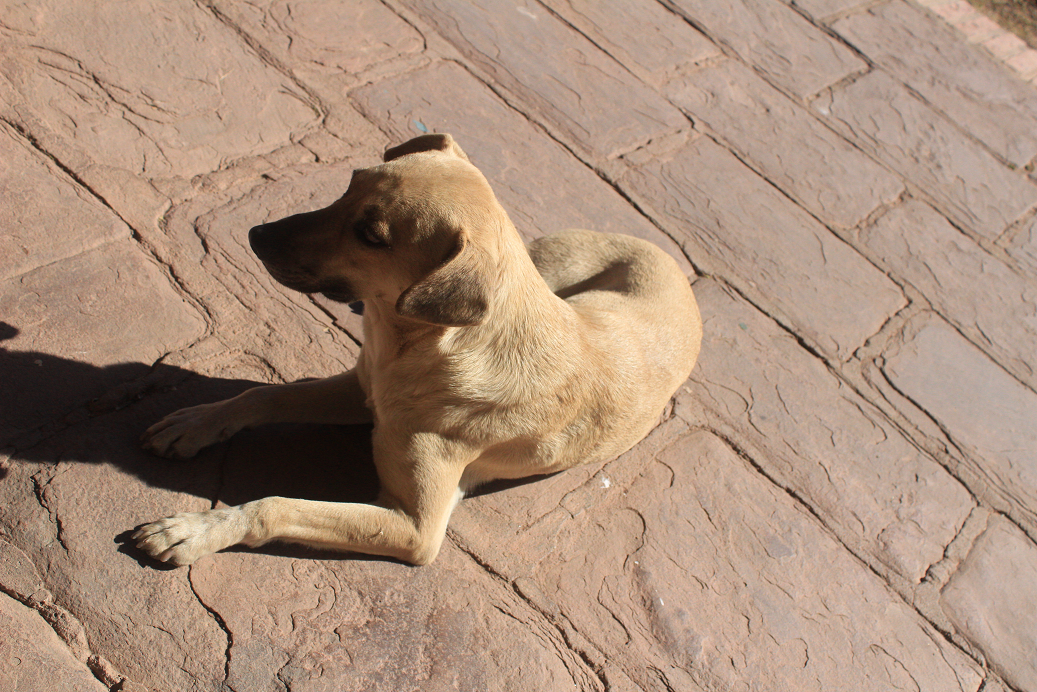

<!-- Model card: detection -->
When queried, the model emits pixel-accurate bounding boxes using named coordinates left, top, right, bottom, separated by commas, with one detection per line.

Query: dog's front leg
left=134, top=433, right=469, bottom=566
left=142, top=368, right=372, bottom=459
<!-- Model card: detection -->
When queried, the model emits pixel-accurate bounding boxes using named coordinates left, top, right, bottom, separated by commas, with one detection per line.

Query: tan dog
left=135, top=134, right=701, bottom=566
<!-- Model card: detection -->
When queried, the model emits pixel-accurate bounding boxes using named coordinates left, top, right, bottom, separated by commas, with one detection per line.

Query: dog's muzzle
left=248, top=223, right=278, bottom=263
left=248, top=223, right=318, bottom=292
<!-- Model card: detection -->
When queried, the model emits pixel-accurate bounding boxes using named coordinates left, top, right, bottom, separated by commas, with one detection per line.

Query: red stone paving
left=1, top=1, right=1036, bottom=690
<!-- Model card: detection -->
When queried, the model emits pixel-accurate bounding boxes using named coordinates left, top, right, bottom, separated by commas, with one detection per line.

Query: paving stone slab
left=208, top=0, right=425, bottom=93
left=539, top=0, right=722, bottom=87
left=449, top=417, right=703, bottom=691
left=816, top=70, right=1037, bottom=240
left=0, top=0, right=318, bottom=179
left=665, top=0, right=867, bottom=98
left=618, top=135, right=904, bottom=359
left=676, top=280, right=973, bottom=584
left=0, top=123, right=129, bottom=282
left=472, top=429, right=983, bottom=691
left=0, top=240, right=206, bottom=447
left=0, top=591, right=107, bottom=692
left=833, top=0, right=1037, bottom=168
left=665, top=58, right=904, bottom=229
left=882, top=316, right=1037, bottom=533
left=941, top=516, right=1037, bottom=692
left=351, top=60, right=692, bottom=275
left=861, top=200, right=1037, bottom=389
left=398, top=0, right=687, bottom=159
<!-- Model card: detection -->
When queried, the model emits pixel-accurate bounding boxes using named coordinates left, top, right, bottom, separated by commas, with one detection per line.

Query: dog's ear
left=396, top=231, right=490, bottom=327
left=383, top=133, right=470, bottom=163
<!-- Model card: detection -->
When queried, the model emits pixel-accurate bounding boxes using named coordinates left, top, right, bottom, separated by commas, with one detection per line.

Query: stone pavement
left=1, top=0, right=1036, bottom=689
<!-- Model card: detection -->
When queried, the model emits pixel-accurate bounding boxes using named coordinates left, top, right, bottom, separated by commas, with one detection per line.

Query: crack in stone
left=377, top=0, right=430, bottom=54
left=0, top=548, right=132, bottom=690
left=703, top=425, right=987, bottom=676
left=0, top=115, right=216, bottom=343
left=188, top=566, right=234, bottom=691
left=31, top=467, right=69, bottom=553
left=0, top=117, right=122, bottom=226
left=447, top=531, right=609, bottom=691
left=531, top=0, right=643, bottom=86
left=194, top=0, right=326, bottom=123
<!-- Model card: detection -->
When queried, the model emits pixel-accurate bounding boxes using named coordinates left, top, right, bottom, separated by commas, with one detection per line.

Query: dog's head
left=249, top=134, right=497, bottom=327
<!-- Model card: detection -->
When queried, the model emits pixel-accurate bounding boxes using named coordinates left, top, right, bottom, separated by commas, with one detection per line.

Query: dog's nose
left=249, top=224, right=276, bottom=261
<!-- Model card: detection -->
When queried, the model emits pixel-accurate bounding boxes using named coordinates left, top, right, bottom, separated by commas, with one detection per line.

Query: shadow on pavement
left=0, top=320, right=554, bottom=567
left=0, top=321, right=384, bottom=563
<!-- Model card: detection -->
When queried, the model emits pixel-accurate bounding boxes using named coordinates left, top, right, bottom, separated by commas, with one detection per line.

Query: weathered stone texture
left=1008, top=212, right=1037, bottom=274
left=0, top=123, right=129, bottom=282
left=861, top=200, right=1037, bottom=389
left=833, top=1, right=1037, bottom=167
left=0, top=592, right=107, bottom=692
left=791, top=0, right=873, bottom=20
left=941, top=516, right=1037, bottom=692
left=398, top=0, right=687, bottom=159
left=0, top=240, right=206, bottom=446
left=352, top=60, right=692, bottom=275
left=191, top=545, right=601, bottom=691
left=503, top=430, right=983, bottom=691
left=817, top=71, right=1037, bottom=240
left=539, top=0, right=722, bottom=87
left=0, top=0, right=318, bottom=179
left=665, top=59, right=904, bottom=228
left=883, top=317, right=1037, bottom=532
left=665, top=0, right=867, bottom=97
left=208, top=0, right=425, bottom=90
left=618, top=135, right=904, bottom=359
left=677, top=280, right=973, bottom=583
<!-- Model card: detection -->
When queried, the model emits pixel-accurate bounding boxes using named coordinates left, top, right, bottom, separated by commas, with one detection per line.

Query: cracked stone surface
left=860, top=200, right=1037, bottom=390
left=882, top=316, right=1037, bottom=536
left=676, top=280, right=974, bottom=585
left=0, top=0, right=320, bottom=178
left=0, top=590, right=107, bottom=692
left=618, top=135, right=905, bottom=360
left=398, top=0, right=687, bottom=159
left=2, top=1, right=1036, bottom=690
left=815, top=70, right=1037, bottom=241
left=832, top=0, right=1037, bottom=168
left=665, top=0, right=867, bottom=98
left=664, top=58, right=905, bottom=230
left=941, top=516, right=1037, bottom=692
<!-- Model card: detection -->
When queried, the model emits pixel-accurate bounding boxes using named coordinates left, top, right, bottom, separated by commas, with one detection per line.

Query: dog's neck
left=360, top=228, right=575, bottom=369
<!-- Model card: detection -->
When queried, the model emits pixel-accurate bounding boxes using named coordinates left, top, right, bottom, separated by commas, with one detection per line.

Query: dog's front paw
left=141, top=402, right=239, bottom=459
left=132, top=508, right=247, bottom=566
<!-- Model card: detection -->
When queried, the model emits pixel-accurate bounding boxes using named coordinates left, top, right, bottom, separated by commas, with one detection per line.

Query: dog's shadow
left=0, top=321, right=387, bottom=566
left=0, top=321, right=541, bottom=568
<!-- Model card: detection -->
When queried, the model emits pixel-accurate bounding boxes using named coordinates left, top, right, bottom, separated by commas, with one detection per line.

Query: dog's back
left=527, top=229, right=702, bottom=461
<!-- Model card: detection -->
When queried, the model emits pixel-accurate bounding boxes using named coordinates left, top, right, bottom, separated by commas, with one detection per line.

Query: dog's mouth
left=261, top=262, right=320, bottom=293
left=319, top=286, right=359, bottom=304
left=257, top=259, right=358, bottom=304
left=316, top=275, right=359, bottom=303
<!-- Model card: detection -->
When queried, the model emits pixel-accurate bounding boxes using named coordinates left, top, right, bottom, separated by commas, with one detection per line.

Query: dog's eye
left=356, top=222, right=389, bottom=248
